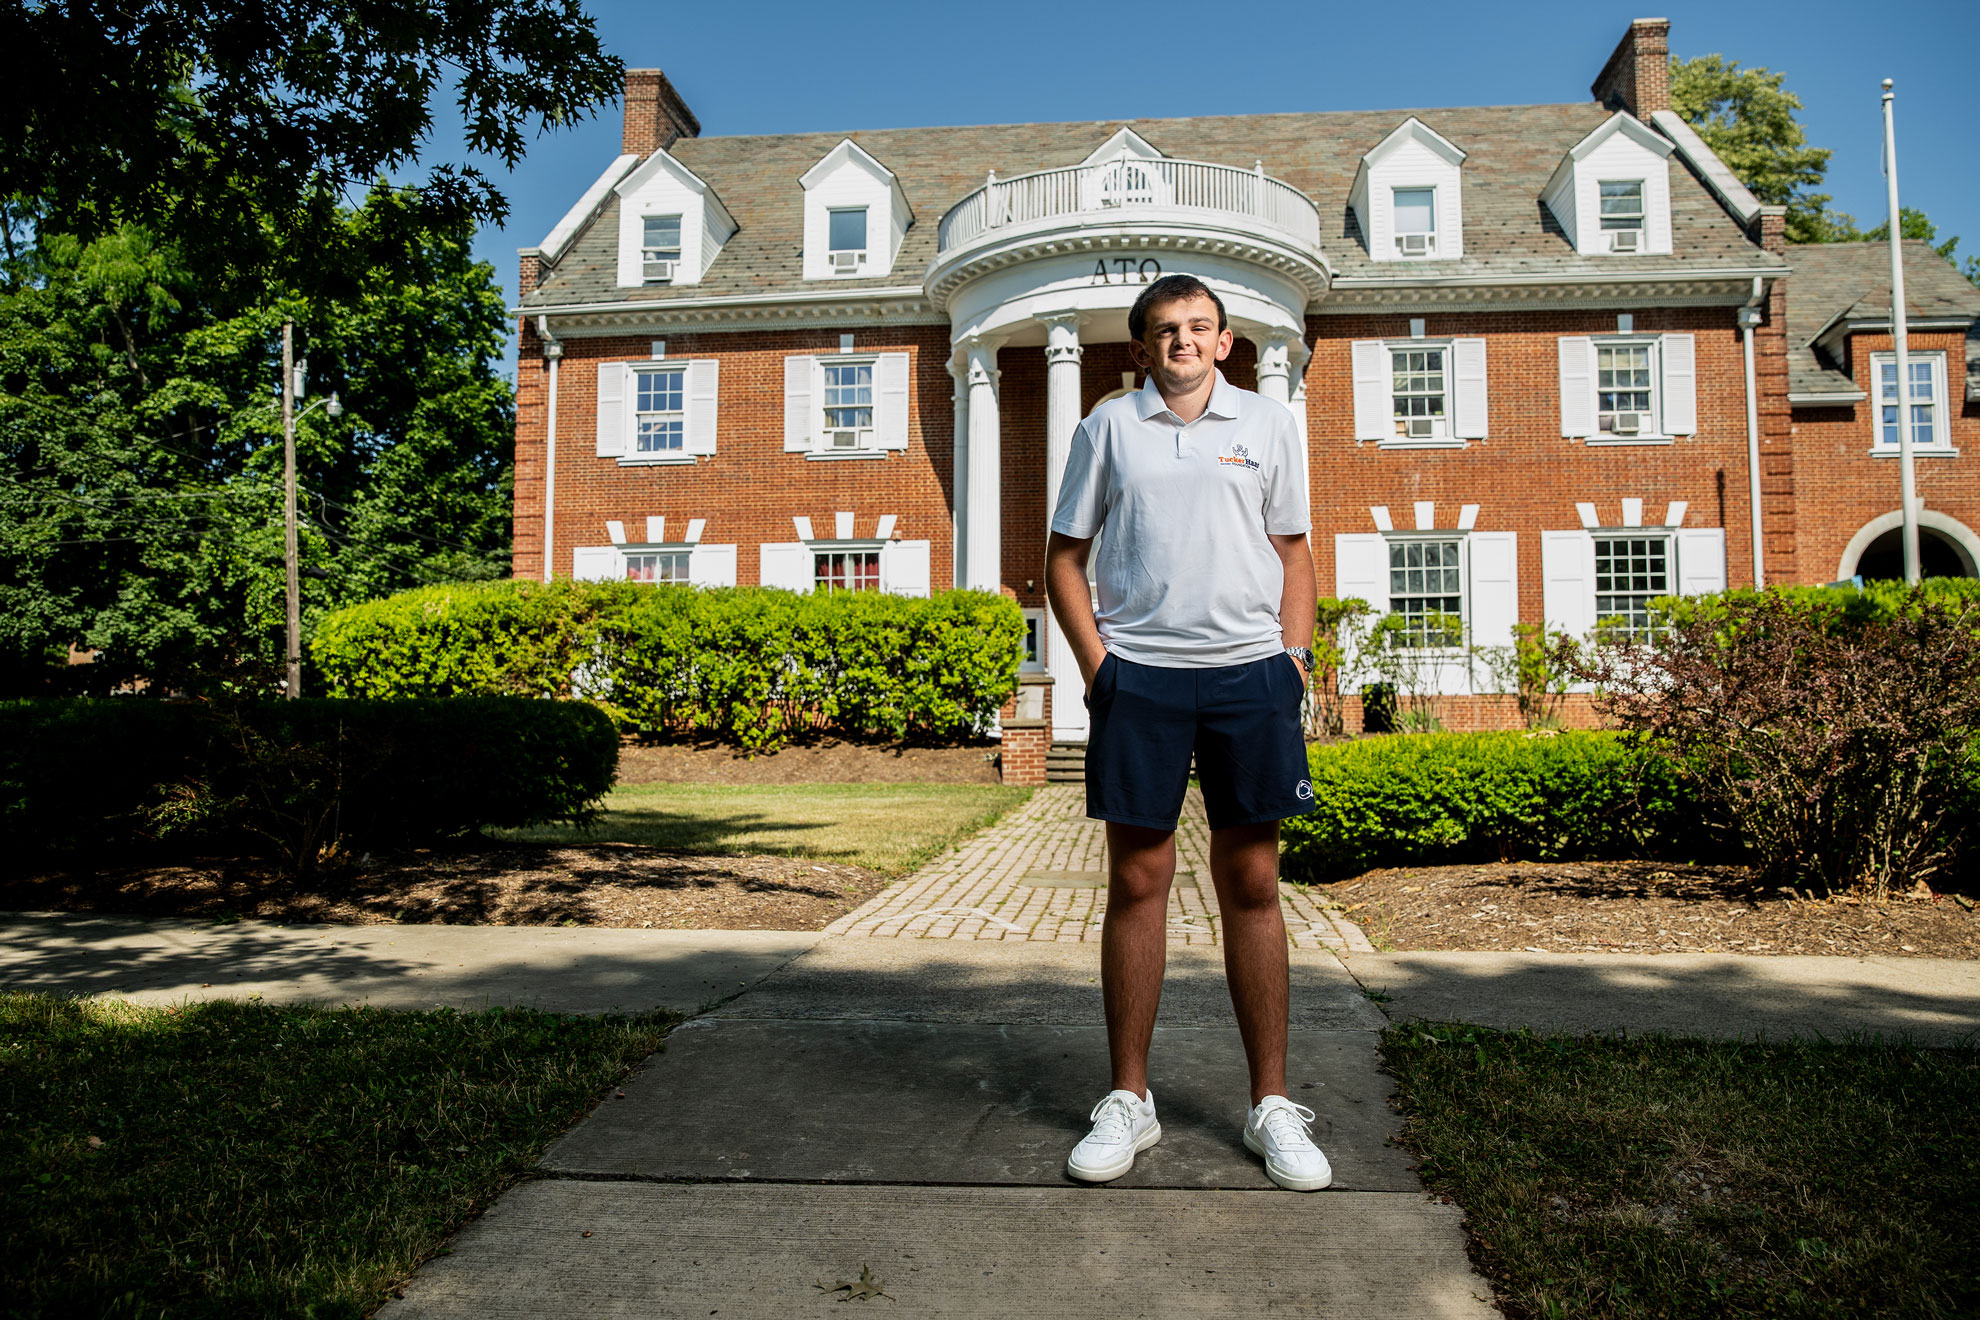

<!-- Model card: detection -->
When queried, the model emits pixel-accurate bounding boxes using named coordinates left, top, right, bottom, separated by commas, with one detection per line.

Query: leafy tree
left=1669, top=54, right=1854, bottom=244
left=0, top=192, right=513, bottom=695
left=0, top=0, right=622, bottom=295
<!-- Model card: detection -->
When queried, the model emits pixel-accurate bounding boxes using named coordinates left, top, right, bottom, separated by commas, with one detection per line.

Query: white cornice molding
left=1317, top=264, right=1784, bottom=311
left=927, top=223, right=1331, bottom=309
left=520, top=285, right=941, bottom=336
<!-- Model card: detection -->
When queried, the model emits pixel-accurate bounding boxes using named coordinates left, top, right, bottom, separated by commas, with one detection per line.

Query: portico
left=931, top=152, right=1328, bottom=738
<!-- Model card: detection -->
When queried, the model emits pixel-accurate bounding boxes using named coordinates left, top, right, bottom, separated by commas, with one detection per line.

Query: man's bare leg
left=1101, top=822, right=1177, bottom=1097
left=1209, top=821, right=1289, bottom=1104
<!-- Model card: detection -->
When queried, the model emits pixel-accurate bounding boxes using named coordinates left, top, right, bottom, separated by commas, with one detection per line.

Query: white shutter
left=1334, top=533, right=1387, bottom=609
left=1558, top=337, right=1594, bottom=438
left=1659, top=333, right=1697, bottom=436
left=687, top=543, right=737, bottom=587
left=783, top=355, right=815, bottom=452
left=1541, top=530, right=1595, bottom=639
left=875, top=351, right=910, bottom=450
left=1350, top=340, right=1388, bottom=441
left=1674, top=527, right=1726, bottom=596
left=595, top=362, right=627, bottom=457
left=758, top=542, right=812, bottom=591
left=685, top=358, right=719, bottom=455
left=879, top=539, right=931, bottom=597
left=572, top=545, right=624, bottom=581
left=1451, top=337, right=1488, bottom=440
left=1467, top=530, right=1518, bottom=654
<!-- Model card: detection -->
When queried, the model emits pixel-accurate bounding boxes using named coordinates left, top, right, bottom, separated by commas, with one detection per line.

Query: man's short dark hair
left=1129, top=274, right=1227, bottom=341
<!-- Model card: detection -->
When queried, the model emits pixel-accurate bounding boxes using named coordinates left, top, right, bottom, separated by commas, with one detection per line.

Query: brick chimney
left=1591, top=18, right=1672, bottom=117
left=621, top=69, right=700, bottom=157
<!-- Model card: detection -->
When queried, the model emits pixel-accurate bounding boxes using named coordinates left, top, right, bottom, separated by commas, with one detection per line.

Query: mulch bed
left=1, top=845, right=888, bottom=932
left=1321, top=860, right=1980, bottom=958
left=617, top=738, right=1000, bottom=785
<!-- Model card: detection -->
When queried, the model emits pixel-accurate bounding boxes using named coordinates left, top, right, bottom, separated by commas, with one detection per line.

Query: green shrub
left=0, top=697, right=617, bottom=867
left=312, top=581, right=1025, bottom=752
left=1280, top=731, right=1708, bottom=882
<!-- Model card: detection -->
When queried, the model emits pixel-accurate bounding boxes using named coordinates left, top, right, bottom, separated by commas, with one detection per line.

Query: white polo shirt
left=1051, top=370, right=1310, bottom=668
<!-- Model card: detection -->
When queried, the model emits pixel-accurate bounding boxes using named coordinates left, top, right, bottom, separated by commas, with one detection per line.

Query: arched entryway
left=1838, top=510, right=1980, bottom=581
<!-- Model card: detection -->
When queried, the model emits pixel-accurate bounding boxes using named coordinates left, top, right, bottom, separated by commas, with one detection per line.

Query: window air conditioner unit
left=1396, top=232, right=1433, bottom=256
left=1405, top=417, right=1436, bottom=440
left=829, top=429, right=870, bottom=450
left=830, top=250, right=865, bottom=273
left=1612, top=412, right=1642, bottom=435
left=643, top=259, right=677, bottom=283
left=1608, top=230, right=1640, bottom=252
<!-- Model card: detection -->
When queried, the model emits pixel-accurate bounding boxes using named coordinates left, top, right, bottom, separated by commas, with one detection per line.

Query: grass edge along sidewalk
left=0, top=992, right=679, bottom=1319
left=1384, top=1023, right=1980, bottom=1320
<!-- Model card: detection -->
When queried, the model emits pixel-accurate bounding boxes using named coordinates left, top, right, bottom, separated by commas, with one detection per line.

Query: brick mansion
left=508, top=17, right=1980, bottom=747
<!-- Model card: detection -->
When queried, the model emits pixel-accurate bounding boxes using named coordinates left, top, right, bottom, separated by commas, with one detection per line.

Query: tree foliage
left=1669, top=54, right=1849, bottom=244
left=0, top=0, right=622, bottom=294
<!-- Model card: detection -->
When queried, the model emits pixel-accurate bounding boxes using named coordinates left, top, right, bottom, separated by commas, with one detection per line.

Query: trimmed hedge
left=311, top=581, right=1025, bottom=751
left=0, top=697, right=617, bottom=861
left=1279, top=731, right=1712, bottom=882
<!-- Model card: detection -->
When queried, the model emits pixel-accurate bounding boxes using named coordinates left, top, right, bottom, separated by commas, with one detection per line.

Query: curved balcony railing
left=937, top=158, right=1321, bottom=255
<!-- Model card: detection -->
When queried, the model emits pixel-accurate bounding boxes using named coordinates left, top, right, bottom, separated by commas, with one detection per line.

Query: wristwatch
left=1284, top=646, right=1315, bottom=673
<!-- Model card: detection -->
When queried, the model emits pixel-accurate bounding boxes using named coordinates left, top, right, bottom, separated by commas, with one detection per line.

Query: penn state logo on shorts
left=1295, top=779, right=1313, bottom=801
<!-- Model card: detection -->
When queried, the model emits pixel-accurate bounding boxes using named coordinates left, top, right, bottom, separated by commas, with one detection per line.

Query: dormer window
left=1599, top=181, right=1645, bottom=252
left=828, top=208, right=868, bottom=274
left=1393, top=188, right=1436, bottom=256
left=642, top=215, right=682, bottom=282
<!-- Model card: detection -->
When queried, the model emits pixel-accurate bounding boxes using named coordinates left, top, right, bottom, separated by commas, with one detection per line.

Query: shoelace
left=1087, top=1093, right=1140, bottom=1143
left=1259, top=1101, right=1318, bottom=1150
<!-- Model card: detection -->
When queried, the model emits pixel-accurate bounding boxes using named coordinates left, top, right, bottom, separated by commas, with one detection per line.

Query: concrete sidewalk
left=0, top=913, right=819, bottom=1015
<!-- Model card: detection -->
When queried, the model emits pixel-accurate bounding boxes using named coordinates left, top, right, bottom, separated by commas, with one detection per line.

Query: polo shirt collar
left=1134, top=369, right=1243, bottom=422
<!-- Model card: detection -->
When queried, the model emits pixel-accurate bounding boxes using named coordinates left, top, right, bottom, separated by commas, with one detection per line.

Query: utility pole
left=1882, top=78, right=1921, bottom=585
left=282, top=319, right=302, bottom=697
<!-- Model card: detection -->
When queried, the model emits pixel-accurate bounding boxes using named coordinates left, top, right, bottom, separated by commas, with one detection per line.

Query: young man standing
left=1044, top=274, right=1327, bottom=1191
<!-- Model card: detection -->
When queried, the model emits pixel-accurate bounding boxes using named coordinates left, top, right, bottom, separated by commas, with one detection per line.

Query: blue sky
left=446, top=0, right=1974, bottom=377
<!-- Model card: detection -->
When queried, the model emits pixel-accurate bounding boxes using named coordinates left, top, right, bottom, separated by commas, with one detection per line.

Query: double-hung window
left=625, top=550, right=691, bottom=584
left=633, top=366, right=686, bottom=454
left=1387, top=538, right=1464, bottom=647
left=1873, top=352, right=1948, bottom=451
left=1593, top=534, right=1670, bottom=640
left=821, top=360, right=874, bottom=450
left=814, top=547, right=880, bottom=592
left=1599, top=181, right=1645, bottom=251
left=827, top=208, right=868, bottom=273
left=1391, top=346, right=1447, bottom=440
left=642, top=215, right=682, bottom=283
left=1596, top=341, right=1656, bottom=436
left=1392, top=187, right=1436, bottom=256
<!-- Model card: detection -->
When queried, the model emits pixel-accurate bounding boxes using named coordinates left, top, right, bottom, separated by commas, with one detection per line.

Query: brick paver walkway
left=827, top=785, right=1373, bottom=952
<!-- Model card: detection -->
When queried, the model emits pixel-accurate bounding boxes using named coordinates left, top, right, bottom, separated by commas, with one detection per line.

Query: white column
left=948, top=355, right=969, bottom=589
left=1041, top=313, right=1085, bottom=740
left=1253, top=329, right=1296, bottom=408
left=964, top=337, right=1002, bottom=592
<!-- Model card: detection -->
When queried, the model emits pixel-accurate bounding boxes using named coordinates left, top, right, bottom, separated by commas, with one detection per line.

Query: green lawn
left=499, top=781, right=1032, bottom=875
left=1383, top=1024, right=1980, bottom=1319
left=0, top=994, right=676, bottom=1319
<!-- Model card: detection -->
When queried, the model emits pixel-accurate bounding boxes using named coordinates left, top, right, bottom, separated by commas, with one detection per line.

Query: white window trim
left=1019, top=607, right=1046, bottom=673
left=810, top=539, right=886, bottom=592
left=621, top=544, right=696, bottom=585
left=640, top=214, right=683, bottom=283
left=1390, top=186, right=1438, bottom=257
left=1588, top=528, right=1675, bottom=641
left=814, top=354, right=881, bottom=456
left=621, top=360, right=694, bottom=466
left=1586, top=336, right=1667, bottom=445
left=1597, top=180, right=1647, bottom=231
left=1379, top=340, right=1462, bottom=449
left=825, top=206, right=870, bottom=275
left=1867, top=351, right=1956, bottom=456
left=1382, top=531, right=1470, bottom=653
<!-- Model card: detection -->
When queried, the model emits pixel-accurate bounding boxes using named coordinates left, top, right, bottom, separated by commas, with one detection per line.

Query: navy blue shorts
left=1083, top=652, right=1314, bottom=833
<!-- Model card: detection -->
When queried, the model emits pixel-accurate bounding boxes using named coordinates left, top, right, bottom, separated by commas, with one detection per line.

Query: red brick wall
left=512, top=325, right=958, bottom=586
left=1303, top=305, right=1755, bottom=623
left=1789, top=329, right=1980, bottom=581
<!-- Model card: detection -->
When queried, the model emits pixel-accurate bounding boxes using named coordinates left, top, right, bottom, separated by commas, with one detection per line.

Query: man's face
left=1128, top=294, right=1233, bottom=395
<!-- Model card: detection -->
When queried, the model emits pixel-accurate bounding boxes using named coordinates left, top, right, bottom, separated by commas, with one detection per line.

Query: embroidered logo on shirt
left=1217, top=441, right=1262, bottom=472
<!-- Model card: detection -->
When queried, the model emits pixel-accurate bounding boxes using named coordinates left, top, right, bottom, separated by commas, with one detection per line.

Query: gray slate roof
left=524, top=101, right=1781, bottom=309
left=1783, top=241, right=1980, bottom=399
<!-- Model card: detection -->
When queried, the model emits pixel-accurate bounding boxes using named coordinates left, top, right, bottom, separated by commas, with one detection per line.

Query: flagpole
left=1881, top=78, right=1920, bottom=585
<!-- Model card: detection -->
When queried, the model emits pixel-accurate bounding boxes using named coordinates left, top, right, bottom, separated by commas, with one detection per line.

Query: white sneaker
left=1243, top=1096, right=1333, bottom=1191
left=1066, top=1088, right=1161, bottom=1182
